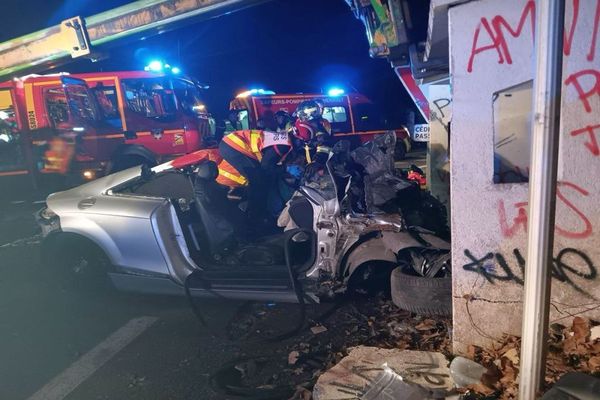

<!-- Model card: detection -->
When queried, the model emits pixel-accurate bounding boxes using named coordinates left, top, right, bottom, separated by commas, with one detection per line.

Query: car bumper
left=36, top=208, right=61, bottom=237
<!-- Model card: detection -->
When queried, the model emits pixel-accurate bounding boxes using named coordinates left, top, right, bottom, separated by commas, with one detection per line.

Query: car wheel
left=390, top=266, right=452, bottom=316
left=44, top=235, right=113, bottom=290
left=394, top=141, right=407, bottom=160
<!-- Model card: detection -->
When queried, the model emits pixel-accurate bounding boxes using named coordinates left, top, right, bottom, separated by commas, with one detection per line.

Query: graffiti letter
left=553, top=248, right=597, bottom=298
left=467, top=19, right=504, bottom=73
left=564, top=69, right=600, bottom=113
left=563, top=0, right=580, bottom=56
left=498, top=200, right=528, bottom=238
left=570, top=124, right=600, bottom=156
left=490, top=0, right=536, bottom=65
left=589, top=0, right=600, bottom=61
left=433, top=98, right=451, bottom=121
left=463, top=250, right=496, bottom=283
left=556, top=182, right=593, bottom=239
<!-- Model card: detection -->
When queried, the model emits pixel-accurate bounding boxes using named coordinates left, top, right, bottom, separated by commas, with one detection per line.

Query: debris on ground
left=211, top=295, right=452, bottom=399
left=449, top=356, right=486, bottom=387
left=310, top=325, right=328, bottom=335
left=460, top=316, right=600, bottom=399
left=0, top=233, right=42, bottom=249
left=312, top=347, right=454, bottom=399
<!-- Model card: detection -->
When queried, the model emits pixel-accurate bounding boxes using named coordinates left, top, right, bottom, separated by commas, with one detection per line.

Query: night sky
left=1, top=0, right=418, bottom=122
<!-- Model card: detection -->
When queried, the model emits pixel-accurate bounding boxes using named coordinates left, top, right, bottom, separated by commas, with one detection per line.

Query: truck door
left=0, top=88, right=29, bottom=177
left=120, top=76, right=189, bottom=156
left=35, top=76, right=105, bottom=174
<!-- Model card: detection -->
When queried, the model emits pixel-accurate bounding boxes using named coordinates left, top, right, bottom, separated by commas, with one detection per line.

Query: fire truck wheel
left=110, top=155, right=155, bottom=173
left=390, top=266, right=452, bottom=316
left=394, top=141, right=407, bottom=160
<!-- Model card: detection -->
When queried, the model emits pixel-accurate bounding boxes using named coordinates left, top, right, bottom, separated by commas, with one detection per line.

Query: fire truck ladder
left=0, top=0, right=267, bottom=79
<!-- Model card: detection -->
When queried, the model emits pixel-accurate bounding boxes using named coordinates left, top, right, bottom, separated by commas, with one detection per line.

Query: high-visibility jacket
left=217, top=130, right=291, bottom=187
left=216, top=159, right=249, bottom=187
left=221, top=129, right=291, bottom=161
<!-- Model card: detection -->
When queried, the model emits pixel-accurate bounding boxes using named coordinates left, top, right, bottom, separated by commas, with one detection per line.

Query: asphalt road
left=0, top=150, right=429, bottom=400
left=0, top=201, right=250, bottom=400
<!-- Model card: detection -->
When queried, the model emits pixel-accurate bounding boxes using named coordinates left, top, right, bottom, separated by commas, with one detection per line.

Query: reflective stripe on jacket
left=215, top=159, right=248, bottom=187
left=221, top=130, right=291, bottom=162
left=221, top=130, right=262, bottom=160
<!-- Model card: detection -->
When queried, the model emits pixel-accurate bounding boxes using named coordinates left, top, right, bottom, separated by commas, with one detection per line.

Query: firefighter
left=275, top=110, right=293, bottom=133
left=216, top=129, right=292, bottom=224
left=292, top=100, right=333, bottom=176
left=223, top=110, right=242, bottom=134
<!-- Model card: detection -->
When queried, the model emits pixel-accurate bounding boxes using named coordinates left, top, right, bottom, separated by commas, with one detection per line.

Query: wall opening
left=493, top=81, right=532, bottom=184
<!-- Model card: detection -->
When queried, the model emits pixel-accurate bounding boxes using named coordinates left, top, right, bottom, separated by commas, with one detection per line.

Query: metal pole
left=519, top=0, right=565, bottom=398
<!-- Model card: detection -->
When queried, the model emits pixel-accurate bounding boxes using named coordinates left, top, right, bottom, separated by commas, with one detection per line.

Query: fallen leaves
left=463, top=317, right=600, bottom=399
left=219, top=296, right=452, bottom=400
left=288, top=351, right=300, bottom=365
left=415, top=319, right=437, bottom=331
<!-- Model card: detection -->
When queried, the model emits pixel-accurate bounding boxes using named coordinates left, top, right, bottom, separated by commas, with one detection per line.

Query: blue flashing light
left=236, top=88, right=276, bottom=98
left=328, top=88, right=345, bottom=97
left=147, top=60, right=163, bottom=72
left=171, top=67, right=181, bottom=74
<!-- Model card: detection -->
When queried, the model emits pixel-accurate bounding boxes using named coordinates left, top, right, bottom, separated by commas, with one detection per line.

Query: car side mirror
left=123, top=130, right=137, bottom=140
left=141, top=164, right=155, bottom=181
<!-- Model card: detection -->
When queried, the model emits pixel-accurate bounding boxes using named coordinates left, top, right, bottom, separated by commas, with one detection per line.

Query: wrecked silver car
left=38, top=133, right=450, bottom=314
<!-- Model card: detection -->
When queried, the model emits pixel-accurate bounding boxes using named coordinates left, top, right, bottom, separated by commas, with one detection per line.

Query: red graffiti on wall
left=565, top=69, right=600, bottom=113
left=467, top=0, right=600, bottom=73
left=498, top=181, right=593, bottom=239
left=565, top=69, right=600, bottom=155
left=570, top=124, right=600, bottom=156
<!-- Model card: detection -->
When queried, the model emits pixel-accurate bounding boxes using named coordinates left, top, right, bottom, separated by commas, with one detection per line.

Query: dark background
left=1, top=0, right=418, bottom=122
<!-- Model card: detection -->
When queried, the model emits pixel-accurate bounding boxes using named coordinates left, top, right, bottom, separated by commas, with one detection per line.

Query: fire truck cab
left=0, top=71, right=213, bottom=197
left=229, top=92, right=411, bottom=158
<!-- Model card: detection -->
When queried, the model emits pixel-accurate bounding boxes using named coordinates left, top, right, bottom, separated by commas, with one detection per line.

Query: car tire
left=394, top=140, right=407, bottom=160
left=43, top=235, right=113, bottom=290
left=390, top=266, right=452, bottom=316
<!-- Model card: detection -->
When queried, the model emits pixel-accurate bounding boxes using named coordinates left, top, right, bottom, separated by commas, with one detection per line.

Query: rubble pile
left=463, top=316, right=600, bottom=399
left=214, top=296, right=451, bottom=399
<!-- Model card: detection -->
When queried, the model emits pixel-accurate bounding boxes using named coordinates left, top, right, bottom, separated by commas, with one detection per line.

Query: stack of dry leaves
left=463, top=316, right=600, bottom=399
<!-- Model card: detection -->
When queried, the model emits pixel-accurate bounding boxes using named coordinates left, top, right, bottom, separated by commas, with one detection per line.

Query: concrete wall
left=427, top=83, right=451, bottom=209
left=449, top=0, right=600, bottom=353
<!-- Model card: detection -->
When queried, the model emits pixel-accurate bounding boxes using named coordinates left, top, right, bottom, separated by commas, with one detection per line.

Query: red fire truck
left=0, top=71, right=212, bottom=196
left=229, top=91, right=411, bottom=158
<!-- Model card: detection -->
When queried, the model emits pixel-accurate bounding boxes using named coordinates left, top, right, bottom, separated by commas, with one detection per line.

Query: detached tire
left=390, top=267, right=452, bottom=316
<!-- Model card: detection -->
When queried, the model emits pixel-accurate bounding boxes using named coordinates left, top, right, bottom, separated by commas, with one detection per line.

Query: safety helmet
left=292, top=119, right=315, bottom=143
left=295, top=100, right=321, bottom=122
left=275, top=110, right=291, bottom=120
left=275, top=110, right=291, bottom=125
